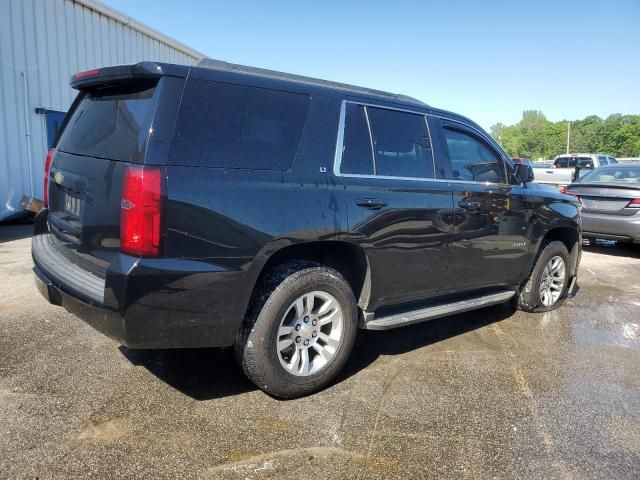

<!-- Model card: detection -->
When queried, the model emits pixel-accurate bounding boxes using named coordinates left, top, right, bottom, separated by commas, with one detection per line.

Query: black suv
left=33, top=60, right=581, bottom=398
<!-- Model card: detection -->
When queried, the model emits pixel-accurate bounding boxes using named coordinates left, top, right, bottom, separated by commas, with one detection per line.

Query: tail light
left=628, top=198, right=640, bottom=209
left=43, top=148, right=55, bottom=207
left=120, top=166, right=163, bottom=256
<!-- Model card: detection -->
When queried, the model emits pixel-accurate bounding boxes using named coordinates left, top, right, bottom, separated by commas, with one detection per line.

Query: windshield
left=579, top=166, right=640, bottom=184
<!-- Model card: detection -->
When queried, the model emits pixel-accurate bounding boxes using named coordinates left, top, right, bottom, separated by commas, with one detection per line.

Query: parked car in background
left=533, top=153, right=617, bottom=189
left=563, top=164, right=640, bottom=245
left=32, top=60, right=582, bottom=398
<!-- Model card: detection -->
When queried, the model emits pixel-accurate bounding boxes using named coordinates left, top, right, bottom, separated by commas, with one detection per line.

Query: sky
left=102, top=0, right=640, bottom=131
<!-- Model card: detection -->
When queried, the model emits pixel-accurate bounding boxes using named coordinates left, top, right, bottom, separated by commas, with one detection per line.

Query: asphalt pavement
left=1, top=224, right=639, bottom=479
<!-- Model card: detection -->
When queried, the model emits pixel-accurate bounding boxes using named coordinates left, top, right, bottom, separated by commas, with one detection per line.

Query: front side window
left=442, top=128, right=505, bottom=183
left=555, top=157, right=568, bottom=168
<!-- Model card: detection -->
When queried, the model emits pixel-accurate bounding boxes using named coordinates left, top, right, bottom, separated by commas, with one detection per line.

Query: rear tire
left=516, top=241, right=570, bottom=313
left=235, top=262, right=358, bottom=399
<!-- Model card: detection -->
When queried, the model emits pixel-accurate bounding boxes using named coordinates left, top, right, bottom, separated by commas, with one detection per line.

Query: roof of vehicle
left=554, top=153, right=611, bottom=158
left=196, top=58, right=429, bottom=108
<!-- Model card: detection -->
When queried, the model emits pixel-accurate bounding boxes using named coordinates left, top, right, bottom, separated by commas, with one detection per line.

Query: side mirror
left=513, top=163, right=534, bottom=184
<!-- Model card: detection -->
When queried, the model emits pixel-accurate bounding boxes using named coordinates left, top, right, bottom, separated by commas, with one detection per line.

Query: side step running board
left=363, top=291, right=515, bottom=331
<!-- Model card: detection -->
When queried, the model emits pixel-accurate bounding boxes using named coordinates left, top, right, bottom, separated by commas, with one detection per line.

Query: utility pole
left=566, top=122, right=571, bottom=154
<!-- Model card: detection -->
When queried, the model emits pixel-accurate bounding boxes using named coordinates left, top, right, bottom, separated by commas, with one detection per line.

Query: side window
left=366, top=107, right=434, bottom=178
left=577, top=157, right=593, bottom=168
left=608, top=156, right=618, bottom=164
left=442, top=127, right=505, bottom=183
left=597, top=156, right=608, bottom=166
left=555, top=157, right=568, bottom=168
left=567, top=158, right=578, bottom=167
left=170, top=79, right=310, bottom=170
left=340, top=103, right=374, bottom=175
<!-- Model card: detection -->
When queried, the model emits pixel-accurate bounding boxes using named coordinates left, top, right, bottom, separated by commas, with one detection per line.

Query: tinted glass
left=608, top=156, right=618, bottom=164
left=171, top=79, right=310, bottom=170
left=443, top=128, right=505, bottom=183
left=598, top=156, right=608, bottom=166
left=340, top=103, right=374, bottom=175
left=556, top=156, right=593, bottom=168
left=579, top=166, right=640, bottom=184
left=367, top=107, right=433, bottom=178
left=57, top=80, right=158, bottom=163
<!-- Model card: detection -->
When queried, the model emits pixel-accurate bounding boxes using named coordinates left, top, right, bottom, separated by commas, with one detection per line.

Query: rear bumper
left=32, top=233, right=252, bottom=349
left=581, top=211, right=640, bottom=243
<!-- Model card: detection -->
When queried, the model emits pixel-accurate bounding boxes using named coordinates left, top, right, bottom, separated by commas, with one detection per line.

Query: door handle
left=546, top=170, right=554, bottom=174
left=356, top=198, right=387, bottom=210
left=458, top=199, right=481, bottom=210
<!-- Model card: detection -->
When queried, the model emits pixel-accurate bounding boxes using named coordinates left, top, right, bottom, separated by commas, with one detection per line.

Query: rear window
left=580, top=167, right=640, bottom=184
left=170, top=79, right=310, bottom=170
left=56, top=80, right=158, bottom=163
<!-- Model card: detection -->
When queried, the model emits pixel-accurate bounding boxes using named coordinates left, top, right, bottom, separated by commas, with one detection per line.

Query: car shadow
left=0, top=224, right=33, bottom=243
left=582, top=240, right=639, bottom=258
left=339, top=303, right=513, bottom=382
left=118, top=346, right=256, bottom=400
left=119, top=303, right=514, bottom=401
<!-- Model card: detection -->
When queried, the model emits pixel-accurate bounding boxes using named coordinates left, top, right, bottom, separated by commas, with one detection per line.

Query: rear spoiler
left=70, top=62, right=189, bottom=90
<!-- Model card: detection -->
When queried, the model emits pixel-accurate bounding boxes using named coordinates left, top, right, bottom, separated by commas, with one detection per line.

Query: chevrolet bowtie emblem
left=54, top=171, right=64, bottom=185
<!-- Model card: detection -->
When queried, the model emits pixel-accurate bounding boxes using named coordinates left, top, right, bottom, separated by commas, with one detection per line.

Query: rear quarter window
left=169, top=79, right=310, bottom=170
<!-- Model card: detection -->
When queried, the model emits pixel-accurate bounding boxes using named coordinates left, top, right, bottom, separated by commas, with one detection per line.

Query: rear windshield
left=56, top=80, right=159, bottom=163
left=579, top=167, right=640, bottom=184
left=169, top=79, right=310, bottom=170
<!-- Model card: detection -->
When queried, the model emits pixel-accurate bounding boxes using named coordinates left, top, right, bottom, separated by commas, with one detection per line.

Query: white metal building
left=0, top=0, right=204, bottom=221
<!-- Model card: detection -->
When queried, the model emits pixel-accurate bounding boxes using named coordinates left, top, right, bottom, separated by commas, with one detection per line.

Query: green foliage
left=490, top=112, right=640, bottom=159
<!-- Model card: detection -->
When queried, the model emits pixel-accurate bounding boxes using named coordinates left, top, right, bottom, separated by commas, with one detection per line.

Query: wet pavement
left=1, top=224, right=639, bottom=479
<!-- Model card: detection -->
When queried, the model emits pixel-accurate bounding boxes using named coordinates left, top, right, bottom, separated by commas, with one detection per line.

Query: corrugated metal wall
left=0, top=0, right=202, bottom=221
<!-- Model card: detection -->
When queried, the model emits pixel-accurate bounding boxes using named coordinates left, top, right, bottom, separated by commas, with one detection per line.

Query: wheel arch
left=536, top=225, right=581, bottom=278
left=248, top=240, right=371, bottom=312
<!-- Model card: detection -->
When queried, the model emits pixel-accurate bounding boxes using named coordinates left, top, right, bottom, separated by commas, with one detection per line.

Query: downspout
left=21, top=71, right=35, bottom=198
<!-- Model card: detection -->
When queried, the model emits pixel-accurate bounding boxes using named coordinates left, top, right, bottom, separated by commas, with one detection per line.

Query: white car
left=533, top=154, right=618, bottom=188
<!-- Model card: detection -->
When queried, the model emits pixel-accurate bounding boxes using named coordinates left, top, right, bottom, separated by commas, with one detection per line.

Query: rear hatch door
left=45, top=64, right=185, bottom=279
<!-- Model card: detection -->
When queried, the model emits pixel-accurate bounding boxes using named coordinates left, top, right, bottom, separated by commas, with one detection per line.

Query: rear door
left=429, top=117, right=531, bottom=292
left=336, top=102, right=453, bottom=310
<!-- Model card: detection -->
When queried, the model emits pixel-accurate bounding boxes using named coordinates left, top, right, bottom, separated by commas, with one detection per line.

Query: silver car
left=564, top=164, right=640, bottom=245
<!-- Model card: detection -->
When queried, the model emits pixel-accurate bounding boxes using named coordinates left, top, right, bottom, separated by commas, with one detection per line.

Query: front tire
left=516, top=241, right=570, bottom=313
left=235, top=262, right=357, bottom=399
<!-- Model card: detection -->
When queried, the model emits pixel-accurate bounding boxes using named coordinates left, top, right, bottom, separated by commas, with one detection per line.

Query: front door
left=429, top=117, right=531, bottom=293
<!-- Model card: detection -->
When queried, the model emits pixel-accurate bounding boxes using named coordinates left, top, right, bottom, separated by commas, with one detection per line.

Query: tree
left=489, top=112, right=640, bottom=159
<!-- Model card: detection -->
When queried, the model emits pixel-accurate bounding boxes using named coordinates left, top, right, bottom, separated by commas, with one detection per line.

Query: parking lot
left=1, top=223, right=639, bottom=479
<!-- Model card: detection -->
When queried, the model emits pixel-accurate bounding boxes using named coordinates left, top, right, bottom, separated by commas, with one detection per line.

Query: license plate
left=63, top=192, right=81, bottom=217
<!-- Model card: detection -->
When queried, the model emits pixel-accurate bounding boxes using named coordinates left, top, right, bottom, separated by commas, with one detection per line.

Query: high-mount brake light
left=73, top=68, right=100, bottom=79
left=120, top=167, right=162, bottom=256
